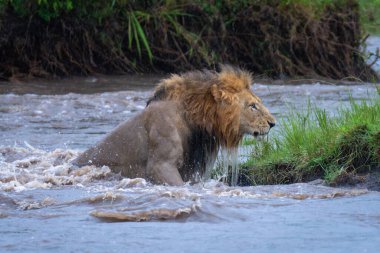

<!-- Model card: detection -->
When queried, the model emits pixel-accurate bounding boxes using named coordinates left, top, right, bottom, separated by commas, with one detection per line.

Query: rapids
left=1, top=75, right=380, bottom=252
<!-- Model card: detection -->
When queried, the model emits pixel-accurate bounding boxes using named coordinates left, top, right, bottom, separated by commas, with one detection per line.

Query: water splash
left=216, top=148, right=239, bottom=186
left=0, top=145, right=114, bottom=192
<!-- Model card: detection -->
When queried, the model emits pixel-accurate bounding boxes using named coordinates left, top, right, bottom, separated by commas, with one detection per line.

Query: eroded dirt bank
left=0, top=0, right=377, bottom=81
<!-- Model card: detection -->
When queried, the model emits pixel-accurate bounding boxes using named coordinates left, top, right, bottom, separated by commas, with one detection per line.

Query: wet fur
left=74, top=66, right=275, bottom=185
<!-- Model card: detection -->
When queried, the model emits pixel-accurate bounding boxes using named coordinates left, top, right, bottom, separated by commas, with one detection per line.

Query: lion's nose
left=268, top=122, right=275, bottom=128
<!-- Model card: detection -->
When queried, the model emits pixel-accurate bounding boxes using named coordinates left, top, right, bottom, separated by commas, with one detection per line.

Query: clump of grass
left=358, top=0, right=380, bottom=35
left=242, top=92, right=380, bottom=186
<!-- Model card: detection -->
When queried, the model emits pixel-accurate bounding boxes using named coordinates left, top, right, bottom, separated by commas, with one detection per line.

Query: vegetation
left=359, top=0, right=380, bottom=35
left=0, top=0, right=378, bottom=81
left=241, top=87, right=380, bottom=186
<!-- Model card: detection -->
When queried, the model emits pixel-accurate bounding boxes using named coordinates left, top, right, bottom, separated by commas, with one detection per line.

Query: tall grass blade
left=127, top=11, right=153, bottom=62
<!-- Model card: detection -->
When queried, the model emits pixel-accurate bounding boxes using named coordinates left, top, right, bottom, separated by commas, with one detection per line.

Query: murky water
left=1, top=73, right=380, bottom=252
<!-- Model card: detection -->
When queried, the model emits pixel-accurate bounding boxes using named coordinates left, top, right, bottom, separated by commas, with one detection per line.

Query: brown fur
left=74, top=66, right=275, bottom=185
left=148, top=65, right=268, bottom=147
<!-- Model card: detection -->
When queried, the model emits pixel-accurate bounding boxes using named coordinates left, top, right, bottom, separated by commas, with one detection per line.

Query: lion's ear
left=211, top=84, right=236, bottom=104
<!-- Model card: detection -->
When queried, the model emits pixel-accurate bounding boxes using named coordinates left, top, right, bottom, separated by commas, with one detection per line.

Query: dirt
left=0, top=1, right=377, bottom=81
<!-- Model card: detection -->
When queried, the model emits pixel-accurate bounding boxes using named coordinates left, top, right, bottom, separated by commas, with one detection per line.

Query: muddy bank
left=0, top=0, right=377, bottom=81
left=239, top=167, right=380, bottom=192
left=324, top=167, right=380, bottom=191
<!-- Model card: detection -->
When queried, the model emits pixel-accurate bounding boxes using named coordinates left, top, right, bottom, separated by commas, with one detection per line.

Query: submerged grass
left=242, top=87, right=380, bottom=186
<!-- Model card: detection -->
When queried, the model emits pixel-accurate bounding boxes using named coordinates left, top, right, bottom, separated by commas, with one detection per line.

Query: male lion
left=73, top=66, right=275, bottom=185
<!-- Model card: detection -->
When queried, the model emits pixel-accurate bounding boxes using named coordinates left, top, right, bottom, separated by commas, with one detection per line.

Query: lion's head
left=147, top=65, right=276, bottom=148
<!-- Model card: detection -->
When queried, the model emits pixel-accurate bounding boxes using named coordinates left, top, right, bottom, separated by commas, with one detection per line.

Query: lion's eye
left=250, top=103, right=257, bottom=110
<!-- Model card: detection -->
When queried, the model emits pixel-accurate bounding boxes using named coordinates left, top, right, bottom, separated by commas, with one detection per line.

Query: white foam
left=0, top=146, right=113, bottom=192
left=117, top=178, right=147, bottom=188
left=0, top=146, right=370, bottom=202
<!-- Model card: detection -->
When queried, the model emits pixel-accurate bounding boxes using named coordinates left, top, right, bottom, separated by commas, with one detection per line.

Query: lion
left=73, top=65, right=276, bottom=185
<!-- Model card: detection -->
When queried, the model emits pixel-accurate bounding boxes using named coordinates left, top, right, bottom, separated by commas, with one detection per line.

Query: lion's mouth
left=253, top=131, right=267, bottom=136
left=252, top=130, right=269, bottom=138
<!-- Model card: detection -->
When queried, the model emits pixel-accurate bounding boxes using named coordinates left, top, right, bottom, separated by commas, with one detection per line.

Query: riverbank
left=242, top=87, right=380, bottom=191
left=0, top=0, right=378, bottom=81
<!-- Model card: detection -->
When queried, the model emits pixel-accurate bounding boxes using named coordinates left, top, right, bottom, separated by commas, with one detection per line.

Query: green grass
left=283, top=0, right=380, bottom=35
left=0, top=0, right=377, bottom=80
left=242, top=87, right=380, bottom=186
left=358, top=0, right=380, bottom=35
left=4, top=1, right=380, bottom=35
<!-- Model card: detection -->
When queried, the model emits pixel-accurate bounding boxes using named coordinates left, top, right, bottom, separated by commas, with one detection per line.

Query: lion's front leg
left=146, top=123, right=185, bottom=186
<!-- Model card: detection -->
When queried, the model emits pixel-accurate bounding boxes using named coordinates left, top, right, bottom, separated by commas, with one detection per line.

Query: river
left=1, top=71, right=380, bottom=251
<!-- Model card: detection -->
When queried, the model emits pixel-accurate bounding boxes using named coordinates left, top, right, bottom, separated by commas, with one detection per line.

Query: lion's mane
left=147, top=65, right=252, bottom=148
left=146, top=66, right=253, bottom=181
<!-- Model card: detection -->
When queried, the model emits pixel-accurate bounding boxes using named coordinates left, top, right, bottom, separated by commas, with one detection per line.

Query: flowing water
left=1, top=72, right=380, bottom=252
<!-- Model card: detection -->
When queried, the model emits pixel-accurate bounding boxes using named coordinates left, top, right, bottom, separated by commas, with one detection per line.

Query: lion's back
left=72, top=112, right=149, bottom=175
left=73, top=100, right=191, bottom=179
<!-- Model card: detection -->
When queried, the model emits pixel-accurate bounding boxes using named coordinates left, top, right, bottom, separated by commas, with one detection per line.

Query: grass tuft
left=242, top=92, right=380, bottom=186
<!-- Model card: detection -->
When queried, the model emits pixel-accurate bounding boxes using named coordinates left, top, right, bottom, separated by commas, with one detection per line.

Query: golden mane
left=147, top=65, right=253, bottom=148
